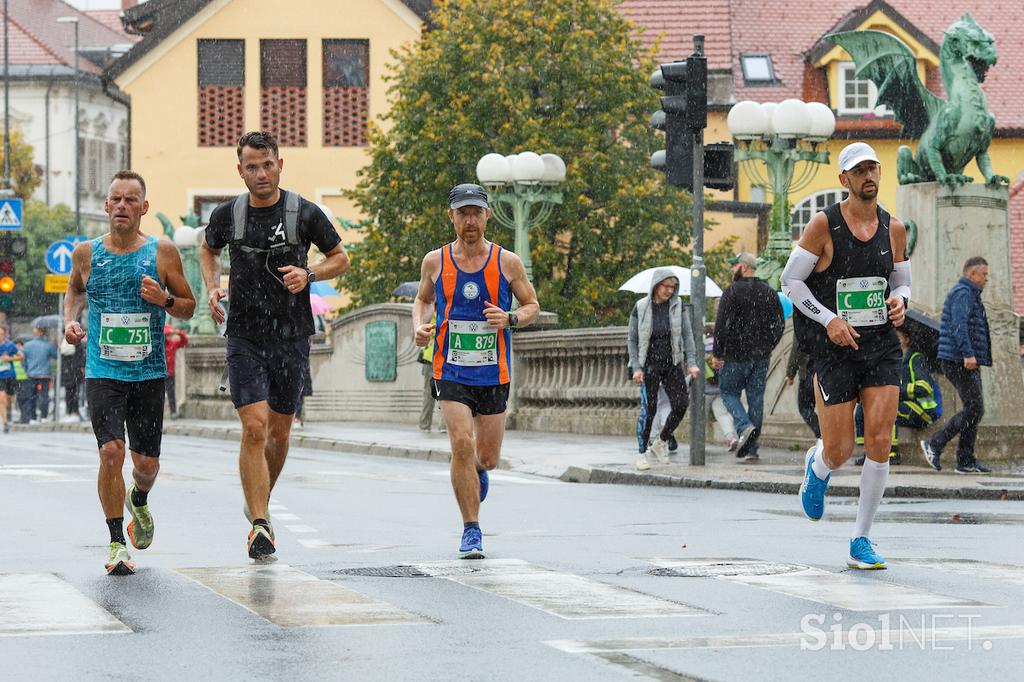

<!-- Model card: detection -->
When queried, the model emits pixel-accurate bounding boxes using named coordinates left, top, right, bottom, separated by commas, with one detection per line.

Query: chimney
left=122, top=0, right=137, bottom=10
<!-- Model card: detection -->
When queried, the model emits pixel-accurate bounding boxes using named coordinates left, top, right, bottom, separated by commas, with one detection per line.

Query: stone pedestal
left=897, top=182, right=1024, bottom=428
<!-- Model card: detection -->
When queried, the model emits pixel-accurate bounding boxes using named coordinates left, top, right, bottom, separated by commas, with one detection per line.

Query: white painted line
left=546, top=625, right=1024, bottom=653
left=895, top=558, right=1024, bottom=586
left=0, top=469, right=63, bottom=478
left=297, top=538, right=330, bottom=549
left=0, top=573, right=130, bottom=637
left=273, top=513, right=301, bottom=521
left=426, top=470, right=560, bottom=485
left=648, top=558, right=990, bottom=611
left=284, top=525, right=318, bottom=534
left=268, top=503, right=288, bottom=511
left=175, top=565, right=427, bottom=627
left=411, top=559, right=706, bottom=620
left=0, top=464, right=95, bottom=469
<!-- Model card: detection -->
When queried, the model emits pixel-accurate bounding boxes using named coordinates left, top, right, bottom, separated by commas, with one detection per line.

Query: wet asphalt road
left=2, top=429, right=1023, bottom=681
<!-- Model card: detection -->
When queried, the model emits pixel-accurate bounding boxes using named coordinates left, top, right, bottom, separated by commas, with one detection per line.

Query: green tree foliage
left=10, top=202, right=77, bottom=318
left=347, top=0, right=734, bottom=327
left=0, top=131, right=43, bottom=200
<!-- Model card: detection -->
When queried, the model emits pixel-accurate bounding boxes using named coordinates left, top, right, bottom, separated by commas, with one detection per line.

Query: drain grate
left=334, top=566, right=432, bottom=578
left=648, top=560, right=805, bottom=578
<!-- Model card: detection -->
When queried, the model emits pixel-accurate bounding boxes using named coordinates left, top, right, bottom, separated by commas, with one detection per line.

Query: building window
left=791, top=189, right=848, bottom=238
left=198, top=39, right=245, bottom=147
left=838, top=62, right=884, bottom=114
left=740, top=54, right=776, bottom=85
left=323, top=39, right=369, bottom=147
left=194, top=195, right=235, bottom=224
left=79, top=139, right=123, bottom=197
left=261, top=39, right=307, bottom=146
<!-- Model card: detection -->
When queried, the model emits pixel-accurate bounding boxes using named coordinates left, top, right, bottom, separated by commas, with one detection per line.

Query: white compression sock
left=853, top=458, right=890, bottom=539
left=811, top=444, right=832, bottom=480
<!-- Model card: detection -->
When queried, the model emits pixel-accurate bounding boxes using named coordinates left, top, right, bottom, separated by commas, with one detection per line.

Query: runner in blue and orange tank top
left=64, top=170, right=196, bottom=575
left=413, top=183, right=540, bottom=559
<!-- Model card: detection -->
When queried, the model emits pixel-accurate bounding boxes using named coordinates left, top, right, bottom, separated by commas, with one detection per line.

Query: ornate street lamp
left=475, top=151, right=565, bottom=285
left=727, top=99, right=836, bottom=287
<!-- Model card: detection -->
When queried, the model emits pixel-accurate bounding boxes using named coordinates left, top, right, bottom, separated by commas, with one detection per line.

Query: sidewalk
left=14, top=418, right=1024, bottom=501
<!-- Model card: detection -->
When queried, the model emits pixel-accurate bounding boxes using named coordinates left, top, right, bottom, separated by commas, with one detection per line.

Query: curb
left=12, top=424, right=1016, bottom=499
left=559, top=465, right=1022, bottom=501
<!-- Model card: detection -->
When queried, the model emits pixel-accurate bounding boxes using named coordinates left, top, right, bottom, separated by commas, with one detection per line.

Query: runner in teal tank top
left=86, top=234, right=167, bottom=381
left=64, top=170, right=196, bottom=576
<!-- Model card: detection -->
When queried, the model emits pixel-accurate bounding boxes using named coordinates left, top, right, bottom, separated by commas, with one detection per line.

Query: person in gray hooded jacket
left=627, top=269, right=700, bottom=470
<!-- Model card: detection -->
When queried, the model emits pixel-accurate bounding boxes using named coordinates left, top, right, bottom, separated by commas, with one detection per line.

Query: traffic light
left=650, top=54, right=735, bottom=191
left=0, top=236, right=24, bottom=311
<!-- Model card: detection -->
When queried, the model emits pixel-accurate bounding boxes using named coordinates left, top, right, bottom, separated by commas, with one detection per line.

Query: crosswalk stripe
left=410, top=559, right=706, bottom=620
left=895, top=558, right=1024, bottom=585
left=0, top=573, right=130, bottom=637
left=175, top=565, right=429, bottom=627
left=546, top=625, right=1024, bottom=653
left=647, top=558, right=990, bottom=611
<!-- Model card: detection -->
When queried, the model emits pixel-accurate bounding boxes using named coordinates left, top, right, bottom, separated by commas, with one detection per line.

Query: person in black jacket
left=711, top=253, right=784, bottom=461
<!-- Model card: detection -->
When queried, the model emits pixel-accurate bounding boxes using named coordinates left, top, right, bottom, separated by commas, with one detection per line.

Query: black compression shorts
left=87, top=377, right=165, bottom=456
left=226, top=336, right=309, bottom=414
left=432, top=379, right=509, bottom=416
left=811, top=342, right=901, bottom=406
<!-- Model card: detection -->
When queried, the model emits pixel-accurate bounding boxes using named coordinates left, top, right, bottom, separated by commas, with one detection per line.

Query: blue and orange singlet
left=432, top=242, right=512, bottom=386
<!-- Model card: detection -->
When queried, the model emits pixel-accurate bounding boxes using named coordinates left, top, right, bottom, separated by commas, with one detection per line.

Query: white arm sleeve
left=781, top=246, right=838, bottom=329
left=889, top=260, right=911, bottom=303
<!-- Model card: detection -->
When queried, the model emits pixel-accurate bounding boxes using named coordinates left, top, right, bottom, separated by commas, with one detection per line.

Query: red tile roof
left=0, top=12, right=65, bottom=66
left=622, top=0, right=1024, bottom=130
left=86, top=10, right=141, bottom=42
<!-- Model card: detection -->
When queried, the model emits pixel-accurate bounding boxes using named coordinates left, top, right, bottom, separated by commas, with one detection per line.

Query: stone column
left=897, top=182, right=1024, bottom=426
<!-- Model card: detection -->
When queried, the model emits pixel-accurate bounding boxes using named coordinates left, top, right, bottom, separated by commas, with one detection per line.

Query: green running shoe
left=105, top=542, right=135, bottom=575
left=125, top=484, right=154, bottom=550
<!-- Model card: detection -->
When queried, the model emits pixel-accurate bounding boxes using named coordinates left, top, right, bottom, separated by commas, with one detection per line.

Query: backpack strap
left=231, top=193, right=249, bottom=243
left=283, top=191, right=299, bottom=246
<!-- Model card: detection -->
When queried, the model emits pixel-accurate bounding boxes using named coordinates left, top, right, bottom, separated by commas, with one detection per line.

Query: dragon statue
left=829, top=13, right=1009, bottom=188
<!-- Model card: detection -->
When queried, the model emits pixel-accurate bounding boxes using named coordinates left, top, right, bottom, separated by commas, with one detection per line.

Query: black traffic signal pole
left=688, top=35, right=706, bottom=466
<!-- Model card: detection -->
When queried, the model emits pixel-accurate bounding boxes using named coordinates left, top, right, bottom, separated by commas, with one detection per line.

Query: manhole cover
left=648, top=560, right=805, bottom=578
left=334, top=566, right=432, bottom=578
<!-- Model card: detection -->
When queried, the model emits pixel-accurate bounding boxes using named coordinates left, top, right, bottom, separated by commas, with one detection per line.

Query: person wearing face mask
left=711, top=252, right=785, bottom=462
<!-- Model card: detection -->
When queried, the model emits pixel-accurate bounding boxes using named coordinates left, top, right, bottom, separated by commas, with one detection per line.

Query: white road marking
left=272, top=513, right=301, bottom=521
left=546, top=625, right=1024, bottom=653
left=0, top=573, right=130, bottom=637
left=175, top=564, right=427, bottom=627
left=297, top=538, right=331, bottom=549
left=648, top=558, right=990, bottom=611
left=426, top=471, right=560, bottom=485
left=411, top=559, right=706, bottom=620
left=895, top=558, right=1024, bottom=586
left=268, top=503, right=288, bottom=511
left=284, top=525, right=318, bottom=534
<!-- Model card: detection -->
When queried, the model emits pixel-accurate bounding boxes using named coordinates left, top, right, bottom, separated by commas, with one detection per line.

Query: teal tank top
left=86, top=235, right=167, bottom=381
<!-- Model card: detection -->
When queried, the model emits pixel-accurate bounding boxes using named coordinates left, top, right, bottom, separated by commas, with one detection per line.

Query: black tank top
left=794, top=202, right=898, bottom=357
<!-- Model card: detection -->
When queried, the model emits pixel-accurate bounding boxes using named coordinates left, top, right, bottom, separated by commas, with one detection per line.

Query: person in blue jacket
left=921, top=256, right=992, bottom=473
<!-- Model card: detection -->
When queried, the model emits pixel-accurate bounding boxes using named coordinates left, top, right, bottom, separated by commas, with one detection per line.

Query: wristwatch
left=305, top=268, right=317, bottom=283
left=164, top=295, right=175, bottom=309
left=507, top=312, right=518, bottom=329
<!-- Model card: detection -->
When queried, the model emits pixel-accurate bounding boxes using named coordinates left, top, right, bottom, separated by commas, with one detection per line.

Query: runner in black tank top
left=780, top=142, right=912, bottom=571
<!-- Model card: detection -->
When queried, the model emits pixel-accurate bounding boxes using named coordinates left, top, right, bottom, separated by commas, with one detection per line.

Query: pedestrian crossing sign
left=0, top=198, right=23, bottom=229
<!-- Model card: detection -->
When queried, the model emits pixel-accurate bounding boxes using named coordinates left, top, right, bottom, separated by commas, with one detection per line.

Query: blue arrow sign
left=46, top=240, right=76, bottom=275
left=0, top=198, right=23, bottom=230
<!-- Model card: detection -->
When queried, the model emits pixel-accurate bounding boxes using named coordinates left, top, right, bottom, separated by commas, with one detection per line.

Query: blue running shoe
left=848, top=536, right=887, bottom=569
left=478, top=468, right=489, bottom=503
left=459, top=526, right=484, bottom=559
left=799, top=446, right=830, bottom=521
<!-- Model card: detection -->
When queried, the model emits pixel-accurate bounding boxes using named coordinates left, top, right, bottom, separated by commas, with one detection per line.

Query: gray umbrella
left=391, top=281, right=420, bottom=299
left=30, top=314, right=64, bottom=329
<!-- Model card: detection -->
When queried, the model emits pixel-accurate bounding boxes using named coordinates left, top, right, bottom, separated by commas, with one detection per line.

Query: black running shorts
left=432, top=379, right=509, bottom=416
left=226, top=336, right=309, bottom=414
left=0, top=377, right=16, bottom=395
left=86, top=377, right=165, bottom=456
left=811, top=342, right=901, bottom=406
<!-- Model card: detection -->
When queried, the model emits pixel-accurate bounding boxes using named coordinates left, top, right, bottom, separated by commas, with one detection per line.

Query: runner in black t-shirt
left=200, top=130, right=349, bottom=561
left=781, top=142, right=911, bottom=571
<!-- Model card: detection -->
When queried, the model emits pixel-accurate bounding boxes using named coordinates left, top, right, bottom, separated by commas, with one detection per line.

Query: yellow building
left=106, top=0, right=430, bottom=246
left=622, top=0, right=1024, bottom=255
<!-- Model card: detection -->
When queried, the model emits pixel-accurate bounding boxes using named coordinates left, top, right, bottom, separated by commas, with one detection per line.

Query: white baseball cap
left=838, top=142, right=880, bottom=172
